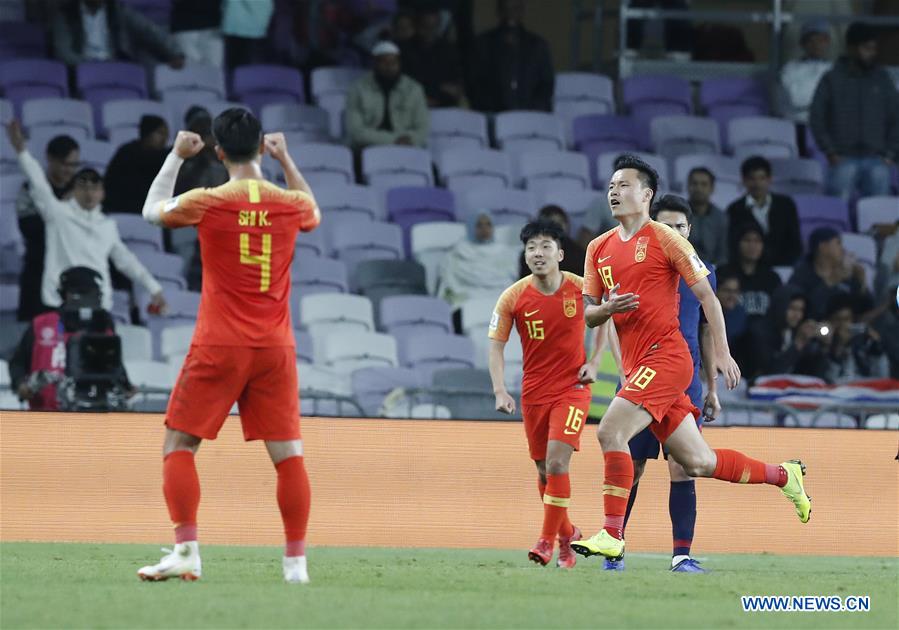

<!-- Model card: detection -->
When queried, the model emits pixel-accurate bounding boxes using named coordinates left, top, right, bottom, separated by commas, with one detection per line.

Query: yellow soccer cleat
left=569, top=529, right=625, bottom=560
left=780, top=460, right=811, bottom=523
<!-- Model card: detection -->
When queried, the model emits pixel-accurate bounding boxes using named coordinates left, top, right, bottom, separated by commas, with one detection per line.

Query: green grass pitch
left=1, top=543, right=896, bottom=629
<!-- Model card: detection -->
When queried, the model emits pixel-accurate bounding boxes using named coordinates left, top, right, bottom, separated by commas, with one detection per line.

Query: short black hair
left=73, top=167, right=102, bottom=184
left=612, top=154, right=658, bottom=204
left=213, top=107, right=262, bottom=163
left=846, top=22, right=877, bottom=47
left=520, top=220, right=565, bottom=247
left=717, top=269, right=741, bottom=288
left=741, top=155, right=772, bottom=178
left=139, top=114, right=167, bottom=140
left=650, top=194, right=692, bottom=222
left=46, top=135, right=79, bottom=160
left=688, top=166, right=715, bottom=185
left=537, top=204, right=569, bottom=224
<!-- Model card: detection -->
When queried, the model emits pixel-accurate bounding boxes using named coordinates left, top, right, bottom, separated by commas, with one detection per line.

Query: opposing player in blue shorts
left=604, top=194, right=719, bottom=573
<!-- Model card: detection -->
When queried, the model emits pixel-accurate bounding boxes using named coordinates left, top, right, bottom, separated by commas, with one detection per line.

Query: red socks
left=163, top=450, right=200, bottom=543
left=538, top=475, right=573, bottom=539
left=541, top=474, right=573, bottom=540
left=713, top=449, right=787, bottom=486
left=276, top=456, right=311, bottom=557
left=603, top=451, right=633, bottom=539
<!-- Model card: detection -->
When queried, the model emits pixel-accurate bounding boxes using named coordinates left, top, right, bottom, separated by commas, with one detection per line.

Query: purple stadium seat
left=290, top=142, right=353, bottom=186
left=231, top=64, right=305, bottom=114
left=436, top=147, right=512, bottom=191
left=554, top=72, right=615, bottom=115
left=25, top=127, right=91, bottom=166
left=145, top=288, right=200, bottom=358
left=121, top=0, right=172, bottom=25
left=379, top=295, right=453, bottom=336
left=137, top=251, right=186, bottom=291
left=571, top=114, right=638, bottom=150
left=494, top=111, right=565, bottom=154
left=728, top=116, right=797, bottom=159
left=331, top=219, right=404, bottom=268
left=77, top=139, right=115, bottom=174
left=361, top=145, right=433, bottom=188
left=0, top=59, right=68, bottom=114
left=386, top=187, right=456, bottom=255
left=793, top=194, right=851, bottom=245
left=102, top=98, right=169, bottom=139
left=672, top=153, right=742, bottom=191
left=77, top=62, right=148, bottom=130
left=0, top=98, right=11, bottom=124
left=700, top=77, right=768, bottom=142
left=291, top=256, right=348, bottom=295
left=516, top=150, right=590, bottom=192
left=351, top=366, right=426, bottom=416
left=856, top=196, right=899, bottom=233
left=841, top=232, right=877, bottom=266
left=0, top=23, right=47, bottom=59
left=597, top=150, right=669, bottom=191
left=294, top=228, right=326, bottom=258
left=650, top=115, right=721, bottom=160
left=294, top=329, right=314, bottom=364
left=396, top=331, right=476, bottom=379
left=0, top=283, right=19, bottom=319
left=457, top=187, right=537, bottom=224
left=770, top=158, right=824, bottom=195
left=260, top=103, right=330, bottom=140
left=154, top=64, right=225, bottom=100
left=429, top=108, right=489, bottom=155
left=315, top=184, right=384, bottom=222
left=22, top=98, right=93, bottom=139
left=110, top=213, right=164, bottom=254
left=310, top=67, right=366, bottom=138
left=622, top=75, right=691, bottom=148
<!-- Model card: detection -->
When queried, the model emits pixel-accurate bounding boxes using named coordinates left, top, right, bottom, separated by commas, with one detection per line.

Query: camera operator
left=819, top=294, right=889, bottom=383
left=8, top=266, right=133, bottom=411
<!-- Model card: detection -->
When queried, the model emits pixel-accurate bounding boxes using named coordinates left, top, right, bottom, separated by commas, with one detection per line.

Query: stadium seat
left=124, top=359, right=174, bottom=389
left=699, top=76, right=768, bottom=143
left=122, top=0, right=172, bottom=24
left=728, top=116, right=797, bottom=159
left=295, top=329, right=315, bottom=364
left=260, top=104, right=330, bottom=142
left=0, top=22, right=46, bottom=59
left=351, top=366, right=426, bottom=416
left=536, top=189, right=606, bottom=236
left=469, top=323, right=522, bottom=370
left=293, top=228, right=327, bottom=259
left=436, top=147, right=512, bottom=191
left=515, top=150, right=590, bottom=193
left=410, top=221, right=467, bottom=295
left=231, top=64, right=305, bottom=114
left=554, top=72, right=615, bottom=145
left=351, top=258, right=427, bottom=298
left=597, top=150, right=669, bottom=190
left=380, top=295, right=453, bottom=337
left=621, top=74, right=691, bottom=149
left=298, top=363, right=359, bottom=417
left=0, top=98, right=11, bottom=124
left=650, top=115, right=721, bottom=161
left=110, top=289, right=130, bottom=325
left=22, top=98, right=94, bottom=140
left=841, top=233, right=877, bottom=269
left=428, top=108, right=489, bottom=155
left=274, top=141, right=353, bottom=187
left=793, top=195, right=851, bottom=244
left=291, top=256, right=348, bottom=296
left=76, top=62, right=148, bottom=130
left=310, top=67, right=367, bottom=138
left=163, top=96, right=247, bottom=133
left=770, top=158, right=824, bottom=195
left=101, top=99, right=169, bottom=140
left=361, top=145, right=433, bottom=188
left=0, top=282, right=19, bottom=321
left=494, top=111, right=565, bottom=154
left=456, top=187, right=537, bottom=225
left=315, top=184, right=384, bottom=222
left=430, top=367, right=516, bottom=420
left=0, top=59, right=68, bottom=113
left=319, top=330, right=398, bottom=375
left=159, top=324, right=195, bottom=362
left=571, top=114, right=639, bottom=152
left=672, top=153, right=742, bottom=191
left=26, top=128, right=96, bottom=169
left=397, top=331, right=476, bottom=379
left=137, top=251, right=186, bottom=291
left=76, top=139, right=115, bottom=175
left=110, top=213, right=164, bottom=255
left=459, top=295, right=502, bottom=335
left=864, top=413, right=899, bottom=430
left=299, top=293, right=374, bottom=338
left=116, top=324, right=152, bottom=362
left=773, top=266, right=792, bottom=285
left=386, top=187, right=456, bottom=255
left=331, top=219, right=404, bottom=268
left=154, top=63, right=226, bottom=101
left=856, top=196, right=899, bottom=233
left=144, top=289, right=200, bottom=358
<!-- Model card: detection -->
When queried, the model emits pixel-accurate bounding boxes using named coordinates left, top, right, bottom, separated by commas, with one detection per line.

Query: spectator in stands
left=221, top=0, right=274, bottom=68
left=875, top=226, right=899, bottom=299
left=575, top=195, right=615, bottom=250
left=439, top=210, right=517, bottom=327
left=716, top=271, right=754, bottom=376
left=518, top=205, right=585, bottom=278
left=170, top=0, right=223, bottom=67
left=718, top=223, right=782, bottom=323
left=8, top=266, right=131, bottom=411
left=103, top=115, right=170, bottom=214
left=809, top=22, right=899, bottom=201
left=345, top=41, right=429, bottom=149
left=821, top=294, right=889, bottom=382
left=779, top=19, right=832, bottom=125
left=870, top=284, right=899, bottom=379
left=51, top=0, right=185, bottom=67
left=390, top=10, right=415, bottom=46
left=726, top=156, right=803, bottom=267
left=469, top=0, right=554, bottom=113
left=15, top=135, right=80, bottom=321
left=753, top=289, right=826, bottom=376
left=399, top=7, right=465, bottom=108
left=7, top=120, right=167, bottom=315
left=686, top=167, right=728, bottom=266
left=789, top=227, right=874, bottom=321
left=174, top=107, right=228, bottom=194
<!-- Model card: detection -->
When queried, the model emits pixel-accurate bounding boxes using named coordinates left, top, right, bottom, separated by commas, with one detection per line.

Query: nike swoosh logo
left=524, top=310, right=540, bottom=317
left=597, top=256, right=612, bottom=263
left=623, top=386, right=642, bottom=392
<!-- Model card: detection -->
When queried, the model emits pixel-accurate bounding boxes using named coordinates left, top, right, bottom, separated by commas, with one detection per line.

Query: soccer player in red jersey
left=488, top=220, right=602, bottom=569
left=136, top=109, right=321, bottom=584
left=572, top=155, right=811, bottom=562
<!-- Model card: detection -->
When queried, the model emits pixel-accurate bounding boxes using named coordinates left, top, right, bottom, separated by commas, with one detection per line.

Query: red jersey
left=488, top=272, right=588, bottom=405
left=583, top=220, right=709, bottom=375
left=159, top=179, right=319, bottom=346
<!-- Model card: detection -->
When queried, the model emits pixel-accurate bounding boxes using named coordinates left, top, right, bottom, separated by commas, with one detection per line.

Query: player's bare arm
left=583, top=284, right=640, bottom=328
left=579, top=319, right=608, bottom=383
left=690, top=277, right=741, bottom=390
left=699, top=323, right=721, bottom=421
left=142, top=130, right=204, bottom=225
left=487, top=338, right=516, bottom=414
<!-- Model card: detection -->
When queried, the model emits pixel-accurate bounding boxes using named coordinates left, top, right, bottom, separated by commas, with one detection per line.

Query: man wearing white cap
left=345, top=40, right=429, bottom=149
left=779, top=19, right=833, bottom=125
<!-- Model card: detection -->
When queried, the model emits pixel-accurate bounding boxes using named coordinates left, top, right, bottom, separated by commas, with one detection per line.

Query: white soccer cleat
left=283, top=555, right=309, bottom=584
left=138, top=542, right=202, bottom=581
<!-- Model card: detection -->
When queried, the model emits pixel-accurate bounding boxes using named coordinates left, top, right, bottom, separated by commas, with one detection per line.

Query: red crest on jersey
left=635, top=236, right=650, bottom=262
left=563, top=295, right=577, bottom=318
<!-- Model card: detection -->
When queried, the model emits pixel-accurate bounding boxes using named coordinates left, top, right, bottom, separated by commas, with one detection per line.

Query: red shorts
left=166, top=345, right=300, bottom=441
left=520, top=388, right=592, bottom=461
left=616, top=350, right=700, bottom=445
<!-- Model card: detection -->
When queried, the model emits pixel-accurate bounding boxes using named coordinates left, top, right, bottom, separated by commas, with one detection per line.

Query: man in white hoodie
left=6, top=120, right=167, bottom=314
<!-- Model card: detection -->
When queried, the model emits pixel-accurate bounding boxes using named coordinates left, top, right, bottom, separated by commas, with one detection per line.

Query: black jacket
left=726, top=194, right=803, bottom=267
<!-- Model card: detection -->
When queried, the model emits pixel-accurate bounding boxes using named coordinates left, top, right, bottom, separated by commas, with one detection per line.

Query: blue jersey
left=678, top=263, right=716, bottom=409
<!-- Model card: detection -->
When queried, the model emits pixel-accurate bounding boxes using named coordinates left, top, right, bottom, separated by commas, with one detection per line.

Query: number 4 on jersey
left=240, top=232, right=272, bottom=292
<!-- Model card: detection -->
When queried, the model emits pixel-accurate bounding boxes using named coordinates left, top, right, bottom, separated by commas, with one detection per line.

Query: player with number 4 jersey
left=488, top=220, right=602, bottom=569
